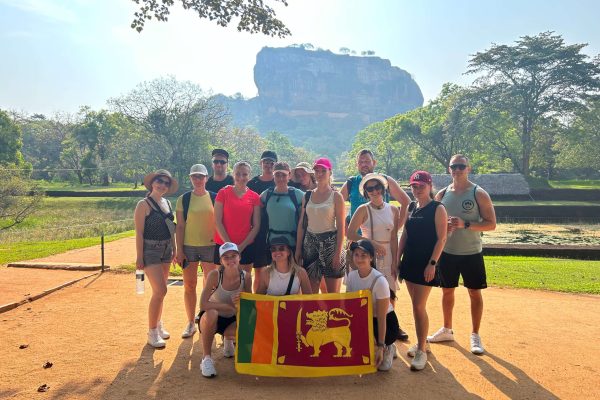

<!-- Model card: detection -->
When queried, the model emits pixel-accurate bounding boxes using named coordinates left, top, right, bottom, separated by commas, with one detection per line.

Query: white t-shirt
left=345, top=268, right=393, bottom=314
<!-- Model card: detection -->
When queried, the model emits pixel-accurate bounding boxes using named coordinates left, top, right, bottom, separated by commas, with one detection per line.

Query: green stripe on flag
left=237, top=298, right=257, bottom=363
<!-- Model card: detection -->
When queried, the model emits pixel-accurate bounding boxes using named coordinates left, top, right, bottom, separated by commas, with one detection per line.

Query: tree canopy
left=130, top=0, right=291, bottom=37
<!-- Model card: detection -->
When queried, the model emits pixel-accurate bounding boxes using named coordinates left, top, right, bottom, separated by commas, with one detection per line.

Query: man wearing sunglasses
left=206, top=149, right=233, bottom=193
left=427, top=154, right=497, bottom=355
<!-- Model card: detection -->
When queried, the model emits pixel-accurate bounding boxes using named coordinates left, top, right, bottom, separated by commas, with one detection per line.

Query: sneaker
left=158, top=321, right=170, bottom=340
left=378, top=345, right=394, bottom=371
left=147, top=328, right=166, bottom=348
left=470, top=333, right=485, bottom=354
left=223, top=338, right=235, bottom=358
left=427, top=327, right=454, bottom=343
left=407, top=343, right=430, bottom=358
left=397, top=327, right=409, bottom=341
left=410, top=350, right=427, bottom=371
left=391, top=342, right=398, bottom=359
left=201, top=357, right=217, bottom=378
left=181, top=322, right=197, bottom=338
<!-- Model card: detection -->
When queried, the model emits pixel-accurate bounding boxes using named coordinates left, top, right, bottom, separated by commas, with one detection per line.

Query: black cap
left=212, top=148, right=229, bottom=159
left=269, top=236, right=291, bottom=247
left=350, top=239, right=375, bottom=258
left=260, top=150, right=278, bottom=162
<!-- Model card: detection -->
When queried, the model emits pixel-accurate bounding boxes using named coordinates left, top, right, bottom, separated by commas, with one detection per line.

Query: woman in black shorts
left=398, top=171, right=447, bottom=371
left=134, top=169, right=178, bottom=348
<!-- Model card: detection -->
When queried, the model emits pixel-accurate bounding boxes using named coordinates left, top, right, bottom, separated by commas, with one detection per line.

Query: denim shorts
left=143, top=239, right=173, bottom=266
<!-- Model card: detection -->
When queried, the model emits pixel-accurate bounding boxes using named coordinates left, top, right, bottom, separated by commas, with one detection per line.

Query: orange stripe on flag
left=251, top=300, right=274, bottom=364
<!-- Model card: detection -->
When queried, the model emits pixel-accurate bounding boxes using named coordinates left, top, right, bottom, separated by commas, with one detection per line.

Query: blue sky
left=1, top=0, right=599, bottom=115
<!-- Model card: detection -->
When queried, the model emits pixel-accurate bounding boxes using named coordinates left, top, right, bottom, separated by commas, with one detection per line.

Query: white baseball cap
left=189, top=164, right=208, bottom=176
left=219, top=242, right=239, bottom=257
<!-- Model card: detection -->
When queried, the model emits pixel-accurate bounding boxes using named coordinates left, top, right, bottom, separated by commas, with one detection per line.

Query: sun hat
left=358, top=173, right=388, bottom=196
left=189, top=164, right=208, bottom=176
left=409, top=170, right=432, bottom=185
left=260, top=151, right=278, bottom=162
left=143, top=169, right=179, bottom=194
left=269, top=236, right=292, bottom=248
left=219, top=242, right=240, bottom=257
left=212, top=148, right=229, bottom=159
left=313, top=157, right=332, bottom=170
left=292, top=162, right=314, bottom=174
left=350, top=239, right=375, bottom=258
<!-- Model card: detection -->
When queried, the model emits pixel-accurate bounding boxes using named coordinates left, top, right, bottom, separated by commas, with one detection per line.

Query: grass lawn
left=37, top=181, right=143, bottom=192
left=485, top=256, right=600, bottom=294
left=549, top=179, right=600, bottom=189
left=0, top=230, right=134, bottom=265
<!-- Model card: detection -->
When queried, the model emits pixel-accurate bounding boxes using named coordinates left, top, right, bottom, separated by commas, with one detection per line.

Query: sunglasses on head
left=212, top=159, right=227, bottom=165
left=365, top=184, right=383, bottom=193
left=270, top=245, right=288, bottom=252
left=450, top=163, right=467, bottom=171
left=154, top=177, right=171, bottom=186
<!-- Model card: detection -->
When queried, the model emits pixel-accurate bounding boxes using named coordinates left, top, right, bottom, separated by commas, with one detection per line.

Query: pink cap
left=313, top=157, right=332, bottom=170
left=409, top=170, right=432, bottom=185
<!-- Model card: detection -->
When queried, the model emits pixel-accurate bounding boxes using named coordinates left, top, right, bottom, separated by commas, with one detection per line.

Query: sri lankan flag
left=236, top=291, right=376, bottom=377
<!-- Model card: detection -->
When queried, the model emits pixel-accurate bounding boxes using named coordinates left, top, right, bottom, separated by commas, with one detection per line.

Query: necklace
left=370, top=202, right=384, bottom=210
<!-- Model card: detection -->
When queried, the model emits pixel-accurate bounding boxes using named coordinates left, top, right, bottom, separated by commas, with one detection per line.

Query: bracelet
left=376, top=342, right=385, bottom=348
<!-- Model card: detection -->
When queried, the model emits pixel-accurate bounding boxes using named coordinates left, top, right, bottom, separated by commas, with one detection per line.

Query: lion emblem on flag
left=296, top=307, right=353, bottom=358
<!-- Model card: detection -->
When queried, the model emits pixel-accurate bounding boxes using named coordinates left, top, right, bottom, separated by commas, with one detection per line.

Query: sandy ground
left=1, top=268, right=599, bottom=400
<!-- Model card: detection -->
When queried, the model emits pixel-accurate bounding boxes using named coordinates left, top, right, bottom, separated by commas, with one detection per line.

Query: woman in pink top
left=213, top=161, right=261, bottom=274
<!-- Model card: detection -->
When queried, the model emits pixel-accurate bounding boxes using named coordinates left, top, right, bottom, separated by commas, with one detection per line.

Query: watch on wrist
left=429, top=259, right=437, bottom=266
left=464, top=221, right=471, bottom=229
left=376, top=342, right=385, bottom=348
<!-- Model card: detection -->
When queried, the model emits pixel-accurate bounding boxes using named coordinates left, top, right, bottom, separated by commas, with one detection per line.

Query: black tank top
left=401, top=200, right=441, bottom=266
left=143, top=198, right=173, bottom=241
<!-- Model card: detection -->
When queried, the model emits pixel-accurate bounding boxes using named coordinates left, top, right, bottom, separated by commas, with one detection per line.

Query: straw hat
left=143, top=169, right=179, bottom=194
left=358, top=173, right=388, bottom=196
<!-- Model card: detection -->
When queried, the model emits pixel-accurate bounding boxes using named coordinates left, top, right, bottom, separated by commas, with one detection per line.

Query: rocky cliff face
left=217, top=46, right=423, bottom=156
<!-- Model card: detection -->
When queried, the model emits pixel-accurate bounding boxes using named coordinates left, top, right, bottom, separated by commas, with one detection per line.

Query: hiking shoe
left=391, top=342, right=398, bottom=359
left=397, top=327, right=409, bottom=341
left=410, top=350, right=427, bottom=371
left=158, top=321, right=170, bottom=340
left=470, top=333, right=485, bottom=355
left=223, top=339, right=235, bottom=358
left=427, top=327, right=454, bottom=343
left=201, top=357, right=217, bottom=378
left=147, top=328, right=166, bottom=348
left=378, top=345, right=394, bottom=371
left=407, top=343, right=430, bottom=358
left=181, top=322, right=197, bottom=339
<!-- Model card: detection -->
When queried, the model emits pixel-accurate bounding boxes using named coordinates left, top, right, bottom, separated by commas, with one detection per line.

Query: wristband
left=464, top=221, right=471, bottom=229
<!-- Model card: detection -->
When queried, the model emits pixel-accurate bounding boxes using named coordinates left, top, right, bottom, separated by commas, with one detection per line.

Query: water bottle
left=136, top=270, right=145, bottom=294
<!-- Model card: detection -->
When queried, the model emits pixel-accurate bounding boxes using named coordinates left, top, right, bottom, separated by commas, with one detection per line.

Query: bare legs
left=145, top=263, right=170, bottom=329
left=406, top=281, right=433, bottom=351
left=440, top=287, right=483, bottom=334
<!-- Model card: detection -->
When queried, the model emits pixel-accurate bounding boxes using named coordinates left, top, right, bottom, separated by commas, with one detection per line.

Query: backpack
left=182, top=190, right=217, bottom=222
left=262, top=187, right=302, bottom=242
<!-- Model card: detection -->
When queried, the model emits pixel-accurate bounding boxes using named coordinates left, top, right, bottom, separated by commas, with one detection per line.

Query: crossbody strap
left=284, top=270, right=296, bottom=295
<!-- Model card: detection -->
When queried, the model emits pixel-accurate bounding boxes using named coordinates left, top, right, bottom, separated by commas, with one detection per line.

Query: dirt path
left=1, top=271, right=598, bottom=399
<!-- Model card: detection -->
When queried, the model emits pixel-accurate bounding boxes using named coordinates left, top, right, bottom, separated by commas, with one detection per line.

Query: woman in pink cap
left=295, top=157, right=346, bottom=293
left=398, top=170, right=448, bottom=371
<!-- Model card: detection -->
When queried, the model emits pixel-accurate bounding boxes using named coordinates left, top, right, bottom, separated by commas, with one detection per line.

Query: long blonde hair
left=267, top=247, right=301, bottom=276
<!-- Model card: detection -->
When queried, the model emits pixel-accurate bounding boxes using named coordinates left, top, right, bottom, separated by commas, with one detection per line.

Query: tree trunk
left=102, top=173, right=110, bottom=186
left=521, top=123, right=531, bottom=177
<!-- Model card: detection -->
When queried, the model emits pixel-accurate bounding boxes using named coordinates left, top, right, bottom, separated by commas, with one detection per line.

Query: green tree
left=130, top=0, right=291, bottom=37
left=0, top=110, right=28, bottom=168
left=0, top=168, right=43, bottom=230
left=264, top=131, right=316, bottom=166
left=467, top=31, right=600, bottom=176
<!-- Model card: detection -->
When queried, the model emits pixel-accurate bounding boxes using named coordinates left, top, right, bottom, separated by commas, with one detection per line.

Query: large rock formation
left=215, top=46, right=424, bottom=156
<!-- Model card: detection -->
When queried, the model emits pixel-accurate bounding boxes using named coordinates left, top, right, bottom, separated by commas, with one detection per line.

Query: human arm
left=297, top=268, right=313, bottom=294
left=239, top=204, right=261, bottom=252
left=213, top=200, right=231, bottom=243
left=390, top=206, right=399, bottom=280
left=200, top=270, right=236, bottom=315
left=175, top=206, right=186, bottom=265
left=397, top=225, right=408, bottom=277
left=295, top=196, right=307, bottom=264
left=134, top=200, right=148, bottom=269
left=424, top=205, right=448, bottom=283
left=255, top=269, right=269, bottom=295
left=231, top=270, right=253, bottom=305
left=333, top=191, right=346, bottom=269
left=387, top=176, right=410, bottom=229
left=340, top=180, right=349, bottom=201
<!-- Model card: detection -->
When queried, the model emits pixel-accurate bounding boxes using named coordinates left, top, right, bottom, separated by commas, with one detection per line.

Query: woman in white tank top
left=256, top=236, right=312, bottom=295
left=347, top=173, right=400, bottom=293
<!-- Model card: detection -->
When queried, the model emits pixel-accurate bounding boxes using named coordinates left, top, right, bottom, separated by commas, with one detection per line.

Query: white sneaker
left=391, top=342, right=398, bottom=359
left=378, top=345, right=394, bottom=371
left=410, top=350, right=427, bottom=371
left=407, top=343, right=430, bottom=358
left=201, top=357, right=217, bottom=378
left=158, top=321, right=170, bottom=340
left=181, top=322, right=197, bottom=338
left=427, top=327, right=454, bottom=343
left=147, top=328, right=166, bottom=348
left=223, top=339, right=235, bottom=358
left=470, top=333, right=485, bottom=354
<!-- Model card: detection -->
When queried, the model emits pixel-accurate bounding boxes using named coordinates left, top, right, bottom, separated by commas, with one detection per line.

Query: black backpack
left=182, top=190, right=217, bottom=222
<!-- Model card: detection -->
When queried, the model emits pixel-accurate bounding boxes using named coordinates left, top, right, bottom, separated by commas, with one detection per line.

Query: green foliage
left=263, top=131, right=316, bottom=166
left=0, top=168, right=43, bottom=230
left=0, top=110, right=28, bottom=168
left=130, top=0, right=291, bottom=37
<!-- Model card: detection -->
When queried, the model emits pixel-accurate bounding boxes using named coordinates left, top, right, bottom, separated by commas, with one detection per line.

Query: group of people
left=134, top=148, right=496, bottom=378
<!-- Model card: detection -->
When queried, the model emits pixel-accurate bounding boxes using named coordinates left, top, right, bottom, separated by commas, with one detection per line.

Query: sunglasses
left=154, top=177, right=171, bottom=186
left=450, top=164, right=467, bottom=171
left=365, top=184, right=383, bottom=193
left=212, top=159, right=227, bottom=165
left=270, top=245, right=288, bottom=252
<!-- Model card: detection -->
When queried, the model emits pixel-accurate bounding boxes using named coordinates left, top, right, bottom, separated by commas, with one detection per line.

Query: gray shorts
left=143, top=239, right=173, bottom=266
left=183, top=245, right=215, bottom=264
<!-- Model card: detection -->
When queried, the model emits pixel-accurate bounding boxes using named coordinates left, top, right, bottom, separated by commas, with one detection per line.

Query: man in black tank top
left=427, top=154, right=497, bottom=355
